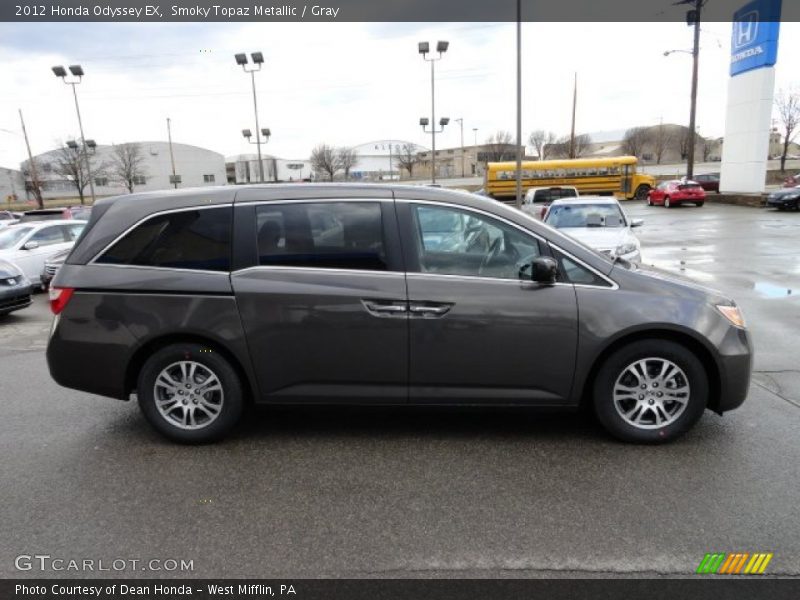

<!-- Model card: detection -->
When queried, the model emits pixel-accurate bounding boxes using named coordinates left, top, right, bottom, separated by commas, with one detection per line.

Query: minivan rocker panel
left=47, top=184, right=752, bottom=443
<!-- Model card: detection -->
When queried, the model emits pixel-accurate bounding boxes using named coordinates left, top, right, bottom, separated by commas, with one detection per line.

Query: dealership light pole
left=454, top=118, right=465, bottom=177
left=418, top=40, right=448, bottom=184
left=242, top=128, right=271, bottom=182
left=515, top=0, right=523, bottom=208
left=235, top=52, right=266, bottom=183
left=52, top=64, right=96, bottom=204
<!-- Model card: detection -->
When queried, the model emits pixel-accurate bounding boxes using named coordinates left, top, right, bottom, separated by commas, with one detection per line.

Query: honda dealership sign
left=720, top=0, right=782, bottom=194
left=730, top=0, right=781, bottom=76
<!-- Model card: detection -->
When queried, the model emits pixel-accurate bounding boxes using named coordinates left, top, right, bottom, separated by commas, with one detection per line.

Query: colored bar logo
left=697, top=552, right=773, bottom=574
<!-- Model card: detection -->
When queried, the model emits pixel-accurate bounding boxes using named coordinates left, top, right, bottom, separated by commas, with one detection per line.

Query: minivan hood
left=626, top=263, right=731, bottom=303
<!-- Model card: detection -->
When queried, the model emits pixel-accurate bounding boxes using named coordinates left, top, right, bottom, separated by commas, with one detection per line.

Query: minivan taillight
left=49, top=287, right=75, bottom=315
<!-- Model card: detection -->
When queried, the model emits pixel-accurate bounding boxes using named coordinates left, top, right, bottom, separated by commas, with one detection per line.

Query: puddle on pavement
left=753, top=282, right=794, bottom=298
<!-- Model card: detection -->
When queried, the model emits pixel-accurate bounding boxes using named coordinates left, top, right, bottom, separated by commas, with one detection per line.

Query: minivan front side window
left=256, top=202, right=387, bottom=271
left=411, top=204, right=540, bottom=280
left=96, top=207, right=232, bottom=271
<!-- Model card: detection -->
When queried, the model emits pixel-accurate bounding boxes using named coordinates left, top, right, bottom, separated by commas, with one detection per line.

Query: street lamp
left=666, top=0, right=704, bottom=179
left=454, top=118, right=465, bottom=177
left=52, top=63, right=95, bottom=204
left=235, top=51, right=267, bottom=183
left=418, top=40, right=448, bottom=184
left=242, top=128, right=272, bottom=182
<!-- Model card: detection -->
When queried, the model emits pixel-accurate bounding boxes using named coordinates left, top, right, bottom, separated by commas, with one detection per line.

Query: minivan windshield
left=545, top=204, right=626, bottom=229
left=0, top=226, right=32, bottom=249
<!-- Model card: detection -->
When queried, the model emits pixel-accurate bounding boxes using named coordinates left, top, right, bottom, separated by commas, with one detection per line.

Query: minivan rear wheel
left=593, top=340, right=708, bottom=443
left=137, top=343, right=243, bottom=443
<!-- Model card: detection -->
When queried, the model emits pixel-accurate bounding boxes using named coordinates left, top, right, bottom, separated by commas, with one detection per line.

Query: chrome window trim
left=83, top=263, right=231, bottom=277
left=248, top=198, right=394, bottom=207
left=398, top=198, right=618, bottom=290
left=232, top=265, right=403, bottom=278
left=89, top=203, right=233, bottom=267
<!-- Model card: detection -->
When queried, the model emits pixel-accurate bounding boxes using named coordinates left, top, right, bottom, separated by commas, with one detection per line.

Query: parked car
left=543, top=197, right=642, bottom=263
left=41, top=247, right=72, bottom=289
left=47, top=184, right=752, bottom=444
left=0, top=211, right=19, bottom=229
left=18, top=208, right=75, bottom=222
left=65, top=206, right=92, bottom=220
left=647, top=180, right=706, bottom=208
left=766, top=186, right=800, bottom=211
left=692, top=173, right=720, bottom=193
left=783, top=172, right=800, bottom=188
left=522, top=186, right=579, bottom=219
left=0, top=221, right=86, bottom=287
left=0, top=258, right=32, bottom=316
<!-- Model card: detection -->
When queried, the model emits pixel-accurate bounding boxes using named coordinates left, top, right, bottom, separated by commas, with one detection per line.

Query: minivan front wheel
left=593, top=340, right=708, bottom=443
left=137, top=343, right=243, bottom=443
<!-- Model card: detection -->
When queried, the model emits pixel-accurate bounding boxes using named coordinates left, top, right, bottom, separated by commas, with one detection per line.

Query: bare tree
left=528, top=130, right=557, bottom=161
left=395, top=144, right=419, bottom=179
left=775, top=89, right=800, bottom=172
left=700, top=136, right=713, bottom=162
left=651, top=125, right=673, bottom=164
left=21, top=159, right=44, bottom=207
left=484, top=130, right=515, bottom=162
left=336, top=146, right=359, bottom=181
left=110, top=143, right=146, bottom=193
left=52, top=145, right=107, bottom=205
left=571, top=133, right=592, bottom=158
left=310, top=144, right=341, bottom=181
left=622, top=127, right=650, bottom=158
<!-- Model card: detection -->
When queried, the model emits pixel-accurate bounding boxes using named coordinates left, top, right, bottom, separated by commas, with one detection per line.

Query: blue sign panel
left=730, top=0, right=781, bottom=76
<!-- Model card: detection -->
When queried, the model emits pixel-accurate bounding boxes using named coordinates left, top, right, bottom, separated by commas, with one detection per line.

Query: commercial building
left=226, top=154, right=314, bottom=184
left=1, top=167, right=24, bottom=203
left=20, top=141, right=226, bottom=200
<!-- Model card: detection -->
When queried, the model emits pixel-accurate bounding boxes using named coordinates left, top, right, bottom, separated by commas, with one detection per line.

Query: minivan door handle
left=408, top=302, right=453, bottom=318
left=362, top=299, right=408, bottom=318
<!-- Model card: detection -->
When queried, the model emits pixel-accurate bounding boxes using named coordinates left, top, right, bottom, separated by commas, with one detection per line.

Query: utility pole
left=515, top=0, right=523, bottom=208
left=685, top=0, right=703, bottom=179
left=569, top=72, right=577, bottom=159
left=167, top=117, right=178, bottom=189
left=18, top=109, right=43, bottom=208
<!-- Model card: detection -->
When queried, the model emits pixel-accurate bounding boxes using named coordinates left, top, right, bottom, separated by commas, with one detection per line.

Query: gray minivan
left=46, top=184, right=752, bottom=443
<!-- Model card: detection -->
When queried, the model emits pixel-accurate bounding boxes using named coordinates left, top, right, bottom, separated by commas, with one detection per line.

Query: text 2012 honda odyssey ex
left=46, top=184, right=752, bottom=443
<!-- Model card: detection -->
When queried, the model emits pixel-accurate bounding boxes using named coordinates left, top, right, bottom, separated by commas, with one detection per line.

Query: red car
left=784, top=172, right=800, bottom=188
left=647, top=180, right=706, bottom=208
left=693, top=173, right=720, bottom=193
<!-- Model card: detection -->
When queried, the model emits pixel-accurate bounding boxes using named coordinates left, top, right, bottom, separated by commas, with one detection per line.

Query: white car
left=0, top=220, right=86, bottom=286
left=543, top=197, right=643, bottom=262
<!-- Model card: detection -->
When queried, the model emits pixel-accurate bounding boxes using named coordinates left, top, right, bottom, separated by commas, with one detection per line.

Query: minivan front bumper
left=713, top=326, right=753, bottom=414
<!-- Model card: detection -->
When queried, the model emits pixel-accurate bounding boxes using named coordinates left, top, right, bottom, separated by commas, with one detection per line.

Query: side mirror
left=631, top=218, right=644, bottom=228
left=22, top=241, right=39, bottom=250
left=528, top=256, right=558, bottom=285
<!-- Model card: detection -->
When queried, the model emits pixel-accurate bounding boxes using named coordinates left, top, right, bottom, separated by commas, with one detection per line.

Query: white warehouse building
left=350, top=140, right=428, bottom=180
left=21, top=141, right=227, bottom=200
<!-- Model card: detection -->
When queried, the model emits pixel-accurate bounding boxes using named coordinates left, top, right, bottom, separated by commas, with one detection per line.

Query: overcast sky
left=0, top=21, right=798, bottom=169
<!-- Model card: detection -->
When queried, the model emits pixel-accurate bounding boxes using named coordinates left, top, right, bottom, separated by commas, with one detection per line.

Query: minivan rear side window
left=256, top=202, right=387, bottom=271
left=96, top=207, right=232, bottom=271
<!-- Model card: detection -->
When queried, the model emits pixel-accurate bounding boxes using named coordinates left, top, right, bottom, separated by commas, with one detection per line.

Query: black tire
left=696, top=202, right=704, bottom=207
left=635, top=185, right=650, bottom=201
left=664, top=196, right=673, bottom=208
left=647, top=195, right=654, bottom=206
left=593, top=339, right=708, bottom=444
left=137, top=343, right=243, bottom=443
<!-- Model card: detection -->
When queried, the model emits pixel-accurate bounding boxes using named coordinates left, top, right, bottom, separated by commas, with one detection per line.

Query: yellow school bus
left=484, top=156, right=655, bottom=201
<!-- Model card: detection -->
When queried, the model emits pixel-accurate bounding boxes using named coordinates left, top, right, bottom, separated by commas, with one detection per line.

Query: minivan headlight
left=716, top=304, right=746, bottom=328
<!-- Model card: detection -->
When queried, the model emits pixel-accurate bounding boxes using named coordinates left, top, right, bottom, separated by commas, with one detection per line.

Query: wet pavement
left=1, top=202, right=799, bottom=579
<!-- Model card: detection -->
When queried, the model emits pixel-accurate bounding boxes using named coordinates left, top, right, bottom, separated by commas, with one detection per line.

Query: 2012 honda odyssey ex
left=46, top=184, right=752, bottom=443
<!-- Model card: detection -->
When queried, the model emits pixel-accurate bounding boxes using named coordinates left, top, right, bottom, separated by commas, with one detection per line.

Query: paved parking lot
left=1, top=201, right=798, bottom=578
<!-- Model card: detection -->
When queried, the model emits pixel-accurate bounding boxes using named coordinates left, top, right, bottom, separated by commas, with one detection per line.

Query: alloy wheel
left=153, top=361, right=224, bottom=430
left=612, top=357, right=690, bottom=429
